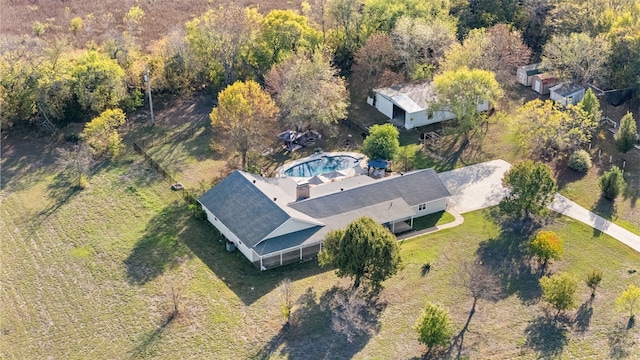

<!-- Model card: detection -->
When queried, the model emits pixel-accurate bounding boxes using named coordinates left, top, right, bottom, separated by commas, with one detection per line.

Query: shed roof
left=550, top=83, right=585, bottom=97
left=374, top=82, right=436, bottom=114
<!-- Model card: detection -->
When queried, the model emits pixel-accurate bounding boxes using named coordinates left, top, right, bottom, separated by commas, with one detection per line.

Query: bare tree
left=455, top=259, right=502, bottom=331
left=276, top=278, right=294, bottom=325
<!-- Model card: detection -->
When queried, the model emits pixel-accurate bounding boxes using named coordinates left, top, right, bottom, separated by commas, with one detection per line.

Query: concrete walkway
left=397, top=211, right=464, bottom=241
left=549, top=194, right=640, bottom=253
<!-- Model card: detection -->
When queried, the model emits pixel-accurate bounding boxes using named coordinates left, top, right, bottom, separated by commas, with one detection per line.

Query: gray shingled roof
left=253, top=226, right=324, bottom=256
left=289, top=169, right=450, bottom=219
left=198, top=171, right=290, bottom=248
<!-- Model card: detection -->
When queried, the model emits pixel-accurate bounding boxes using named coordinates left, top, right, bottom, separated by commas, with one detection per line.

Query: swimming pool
left=284, top=155, right=360, bottom=177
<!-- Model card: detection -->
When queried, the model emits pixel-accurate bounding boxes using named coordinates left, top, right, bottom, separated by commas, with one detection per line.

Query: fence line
left=132, top=141, right=200, bottom=204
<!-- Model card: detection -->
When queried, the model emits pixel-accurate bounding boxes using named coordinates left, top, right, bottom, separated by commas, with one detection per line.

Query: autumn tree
left=186, top=6, right=261, bottom=85
left=541, top=33, right=610, bottom=86
left=210, top=80, right=279, bottom=169
left=362, top=0, right=451, bottom=34
left=149, top=29, right=203, bottom=94
left=0, top=35, right=46, bottom=128
left=252, top=10, right=322, bottom=73
left=616, top=284, right=640, bottom=322
left=599, top=166, right=627, bottom=201
left=362, top=124, right=400, bottom=161
left=433, top=67, right=503, bottom=139
left=515, top=99, right=595, bottom=158
left=415, top=302, right=453, bottom=356
left=540, top=272, right=578, bottom=317
left=390, top=16, right=457, bottom=78
left=328, top=0, right=366, bottom=53
left=71, top=50, right=126, bottom=115
left=265, top=52, right=348, bottom=132
left=81, top=108, right=126, bottom=158
left=318, top=216, right=401, bottom=290
left=352, top=33, right=399, bottom=90
left=530, top=231, right=564, bottom=268
left=441, top=25, right=531, bottom=86
left=614, top=112, right=638, bottom=154
left=500, top=160, right=558, bottom=220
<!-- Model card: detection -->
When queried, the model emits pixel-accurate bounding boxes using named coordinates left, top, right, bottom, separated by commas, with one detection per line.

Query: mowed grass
left=2, top=128, right=639, bottom=359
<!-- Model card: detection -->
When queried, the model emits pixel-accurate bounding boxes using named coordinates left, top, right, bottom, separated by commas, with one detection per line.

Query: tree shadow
left=37, top=171, right=82, bottom=221
left=124, top=202, right=193, bottom=285
left=252, top=286, right=384, bottom=360
left=129, top=310, right=179, bottom=359
left=476, top=223, right=542, bottom=305
left=590, top=197, right=616, bottom=237
left=608, top=321, right=636, bottom=359
left=621, top=167, right=639, bottom=208
left=182, top=220, right=330, bottom=305
left=574, top=298, right=594, bottom=333
left=554, top=158, right=588, bottom=191
left=0, top=129, right=58, bottom=192
left=524, top=315, right=570, bottom=358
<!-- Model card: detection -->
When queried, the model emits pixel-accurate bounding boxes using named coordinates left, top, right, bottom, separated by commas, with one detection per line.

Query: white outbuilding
left=517, top=63, right=541, bottom=86
left=550, top=83, right=585, bottom=107
left=371, top=82, right=488, bottom=130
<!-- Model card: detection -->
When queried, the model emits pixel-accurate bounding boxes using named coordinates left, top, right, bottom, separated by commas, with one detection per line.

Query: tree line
left=3, top=0, right=639, bottom=132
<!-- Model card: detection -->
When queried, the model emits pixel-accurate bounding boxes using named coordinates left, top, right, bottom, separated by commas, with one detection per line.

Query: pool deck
left=275, top=151, right=368, bottom=183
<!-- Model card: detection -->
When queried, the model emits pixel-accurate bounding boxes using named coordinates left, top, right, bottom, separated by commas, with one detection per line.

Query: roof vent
left=273, top=197, right=277, bottom=201
left=340, top=188, right=344, bottom=191
left=253, top=179, right=256, bottom=184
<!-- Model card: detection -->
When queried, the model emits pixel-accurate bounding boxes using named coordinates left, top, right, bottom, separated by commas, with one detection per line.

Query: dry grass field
left=1, top=0, right=305, bottom=47
left=2, top=90, right=639, bottom=358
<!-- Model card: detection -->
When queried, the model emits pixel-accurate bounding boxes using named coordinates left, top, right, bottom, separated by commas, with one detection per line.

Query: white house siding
left=375, top=93, right=394, bottom=119
left=263, top=218, right=321, bottom=240
left=412, top=198, right=448, bottom=217
left=202, top=207, right=256, bottom=261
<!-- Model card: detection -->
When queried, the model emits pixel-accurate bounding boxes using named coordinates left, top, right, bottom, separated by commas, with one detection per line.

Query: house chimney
left=296, top=183, right=310, bottom=201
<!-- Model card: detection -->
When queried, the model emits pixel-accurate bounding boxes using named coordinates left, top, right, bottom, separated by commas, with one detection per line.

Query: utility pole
left=144, top=64, right=155, bottom=126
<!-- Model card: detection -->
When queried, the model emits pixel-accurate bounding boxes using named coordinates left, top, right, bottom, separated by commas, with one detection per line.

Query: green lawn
left=2, top=131, right=638, bottom=359
left=409, top=210, right=456, bottom=231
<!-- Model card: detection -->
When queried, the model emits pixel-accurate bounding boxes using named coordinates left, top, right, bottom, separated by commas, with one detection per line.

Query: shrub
left=567, top=150, right=592, bottom=172
left=540, top=272, right=578, bottom=316
left=78, top=174, right=89, bottom=189
left=32, top=21, right=47, bottom=36
left=69, top=17, right=83, bottom=34
left=586, top=269, right=603, bottom=297
left=415, top=302, right=453, bottom=354
left=599, top=166, right=626, bottom=200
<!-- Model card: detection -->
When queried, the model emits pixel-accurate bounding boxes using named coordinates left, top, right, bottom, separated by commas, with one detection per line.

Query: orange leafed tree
left=530, top=230, right=564, bottom=267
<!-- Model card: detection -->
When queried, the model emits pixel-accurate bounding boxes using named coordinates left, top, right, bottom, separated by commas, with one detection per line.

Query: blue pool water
left=284, top=156, right=358, bottom=177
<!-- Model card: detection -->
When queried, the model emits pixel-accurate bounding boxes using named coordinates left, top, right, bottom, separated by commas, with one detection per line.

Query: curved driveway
left=437, top=159, right=640, bottom=253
